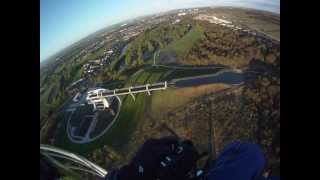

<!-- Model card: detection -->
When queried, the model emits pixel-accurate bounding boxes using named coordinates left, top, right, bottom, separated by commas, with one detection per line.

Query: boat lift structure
left=86, top=81, right=168, bottom=111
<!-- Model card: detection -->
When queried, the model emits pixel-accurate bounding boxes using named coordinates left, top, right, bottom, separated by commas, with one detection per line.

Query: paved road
left=154, top=64, right=225, bottom=70
left=84, top=114, right=98, bottom=140
left=172, top=70, right=245, bottom=88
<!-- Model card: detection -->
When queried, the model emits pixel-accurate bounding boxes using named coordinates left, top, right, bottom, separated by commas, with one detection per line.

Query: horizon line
left=40, top=5, right=279, bottom=63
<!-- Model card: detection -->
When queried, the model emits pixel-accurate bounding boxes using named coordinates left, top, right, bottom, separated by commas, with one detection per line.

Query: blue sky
left=40, top=0, right=279, bottom=62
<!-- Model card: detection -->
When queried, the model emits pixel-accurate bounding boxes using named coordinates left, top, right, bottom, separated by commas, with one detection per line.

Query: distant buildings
left=177, top=12, right=187, bottom=16
left=121, top=26, right=144, bottom=41
left=194, top=14, right=232, bottom=24
left=83, top=61, right=100, bottom=75
left=173, top=19, right=181, bottom=24
left=81, top=45, right=118, bottom=76
left=194, top=14, right=244, bottom=32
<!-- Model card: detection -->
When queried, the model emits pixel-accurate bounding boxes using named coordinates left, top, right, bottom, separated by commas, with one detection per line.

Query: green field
left=150, top=83, right=230, bottom=118
left=161, top=24, right=204, bottom=59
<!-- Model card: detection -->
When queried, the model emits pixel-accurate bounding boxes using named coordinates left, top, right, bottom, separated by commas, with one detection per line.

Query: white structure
left=72, top=92, right=81, bottom=102
left=68, top=78, right=84, bottom=89
left=178, top=12, right=187, bottom=16
left=86, top=82, right=167, bottom=111
left=173, top=19, right=181, bottom=24
left=194, top=14, right=232, bottom=24
left=86, top=88, right=115, bottom=111
left=106, top=50, right=113, bottom=54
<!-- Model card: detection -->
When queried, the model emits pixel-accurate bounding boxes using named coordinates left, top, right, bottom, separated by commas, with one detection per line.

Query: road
left=84, top=114, right=98, bottom=141
left=171, top=69, right=246, bottom=88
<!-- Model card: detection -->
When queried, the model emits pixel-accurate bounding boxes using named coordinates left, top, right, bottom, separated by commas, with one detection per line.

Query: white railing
left=92, top=81, right=168, bottom=100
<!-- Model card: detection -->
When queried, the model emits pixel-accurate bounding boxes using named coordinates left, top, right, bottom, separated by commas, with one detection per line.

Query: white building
left=173, top=19, right=181, bottom=24
left=106, top=50, right=113, bottom=54
left=178, top=12, right=187, bottom=16
left=194, top=14, right=232, bottom=25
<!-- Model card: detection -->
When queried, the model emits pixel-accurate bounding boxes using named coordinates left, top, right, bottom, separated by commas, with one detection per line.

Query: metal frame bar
left=100, top=81, right=167, bottom=98
left=40, top=145, right=107, bottom=177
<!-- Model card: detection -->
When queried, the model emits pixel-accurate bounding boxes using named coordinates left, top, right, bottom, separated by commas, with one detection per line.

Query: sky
left=40, top=0, right=280, bottom=62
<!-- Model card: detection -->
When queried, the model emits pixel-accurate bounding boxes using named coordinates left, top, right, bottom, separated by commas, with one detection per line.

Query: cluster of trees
left=184, top=22, right=279, bottom=69
left=121, top=23, right=192, bottom=67
left=171, top=62, right=279, bottom=175
left=243, top=59, right=280, bottom=175
left=205, top=55, right=279, bottom=175
left=87, top=145, right=122, bottom=169
left=40, top=51, right=87, bottom=143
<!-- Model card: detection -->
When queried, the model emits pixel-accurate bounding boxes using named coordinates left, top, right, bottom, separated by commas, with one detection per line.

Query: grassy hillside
left=162, top=24, right=204, bottom=59
left=114, top=21, right=193, bottom=69
left=150, top=83, right=229, bottom=118
left=182, top=21, right=280, bottom=69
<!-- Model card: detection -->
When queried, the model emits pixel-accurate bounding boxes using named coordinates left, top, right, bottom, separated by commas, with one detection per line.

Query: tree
left=137, top=47, right=144, bottom=65
left=147, top=41, right=154, bottom=52
left=125, top=54, right=132, bottom=66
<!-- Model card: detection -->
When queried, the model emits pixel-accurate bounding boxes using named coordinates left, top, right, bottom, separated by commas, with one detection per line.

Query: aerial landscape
left=41, top=3, right=280, bottom=179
